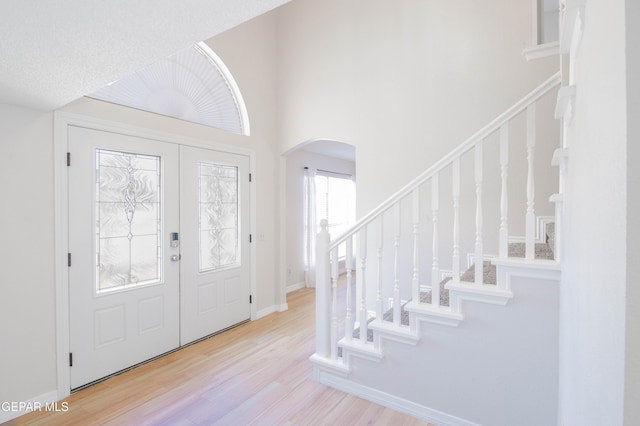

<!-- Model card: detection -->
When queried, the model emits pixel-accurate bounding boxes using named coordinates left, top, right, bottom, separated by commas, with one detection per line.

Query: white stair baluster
left=315, top=220, right=330, bottom=358
left=393, top=203, right=401, bottom=326
left=431, top=174, right=440, bottom=307
left=359, top=226, right=368, bottom=344
left=376, top=215, right=384, bottom=324
left=499, top=124, right=509, bottom=258
left=452, top=159, right=461, bottom=284
left=330, top=246, right=339, bottom=359
left=475, top=141, right=484, bottom=285
left=345, top=236, right=353, bottom=341
left=526, top=104, right=536, bottom=260
left=411, top=189, right=420, bottom=305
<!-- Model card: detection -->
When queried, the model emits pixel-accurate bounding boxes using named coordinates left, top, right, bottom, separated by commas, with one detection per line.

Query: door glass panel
left=198, top=162, right=239, bottom=272
left=96, top=149, right=162, bottom=292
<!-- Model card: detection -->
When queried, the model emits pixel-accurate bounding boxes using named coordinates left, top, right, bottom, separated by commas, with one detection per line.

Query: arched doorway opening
left=282, top=139, right=356, bottom=292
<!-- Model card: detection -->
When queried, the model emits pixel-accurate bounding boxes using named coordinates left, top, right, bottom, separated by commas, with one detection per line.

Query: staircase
left=310, top=73, right=564, bottom=426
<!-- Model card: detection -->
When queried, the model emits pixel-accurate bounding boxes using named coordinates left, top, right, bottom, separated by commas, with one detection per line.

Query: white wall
left=559, top=0, right=629, bottom=424
left=0, top=105, right=57, bottom=408
left=285, top=148, right=356, bottom=288
left=276, top=0, right=559, bottom=217
left=625, top=2, right=640, bottom=424
left=207, top=11, right=284, bottom=310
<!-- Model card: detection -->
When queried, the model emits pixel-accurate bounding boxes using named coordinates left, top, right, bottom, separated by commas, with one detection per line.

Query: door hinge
left=249, top=173, right=252, bottom=182
left=249, top=234, right=252, bottom=243
left=250, top=295, right=252, bottom=304
left=67, top=152, right=71, bottom=167
left=68, top=253, right=72, bottom=267
left=69, top=353, right=73, bottom=367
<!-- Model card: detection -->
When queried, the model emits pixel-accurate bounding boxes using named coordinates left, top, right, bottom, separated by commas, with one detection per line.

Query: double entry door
left=68, top=126, right=250, bottom=389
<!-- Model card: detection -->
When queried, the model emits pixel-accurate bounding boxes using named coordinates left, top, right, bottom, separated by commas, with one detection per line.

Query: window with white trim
left=315, top=171, right=355, bottom=257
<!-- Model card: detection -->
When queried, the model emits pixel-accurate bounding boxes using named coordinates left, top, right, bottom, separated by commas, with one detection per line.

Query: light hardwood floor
left=8, top=288, right=431, bottom=425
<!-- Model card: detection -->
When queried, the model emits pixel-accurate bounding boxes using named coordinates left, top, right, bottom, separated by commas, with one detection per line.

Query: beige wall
left=275, top=0, right=560, bottom=289
left=276, top=0, right=559, bottom=215
left=0, top=105, right=57, bottom=407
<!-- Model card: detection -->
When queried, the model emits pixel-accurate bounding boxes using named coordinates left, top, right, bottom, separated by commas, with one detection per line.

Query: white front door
left=179, top=145, right=251, bottom=345
left=68, top=126, right=181, bottom=389
left=68, top=127, right=252, bottom=389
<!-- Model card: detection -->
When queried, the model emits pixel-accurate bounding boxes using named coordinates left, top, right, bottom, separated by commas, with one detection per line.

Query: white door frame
left=53, top=111, right=257, bottom=399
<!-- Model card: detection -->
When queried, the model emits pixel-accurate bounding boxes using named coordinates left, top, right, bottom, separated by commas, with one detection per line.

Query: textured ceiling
left=0, top=0, right=292, bottom=111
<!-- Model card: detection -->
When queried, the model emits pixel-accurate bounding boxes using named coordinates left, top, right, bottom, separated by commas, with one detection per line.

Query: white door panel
left=68, top=126, right=180, bottom=389
left=179, top=145, right=251, bottom=345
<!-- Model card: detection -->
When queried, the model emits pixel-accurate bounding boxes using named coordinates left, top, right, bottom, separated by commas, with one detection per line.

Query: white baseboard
left=286, top=281, right=306, bottom=294
left=316, top=370, right=480, bottom=426
left=256, top=303, right=289, bottom=319
left=0, top=390, right=61, bottom=423
left=256, top=305, right=277, bottom=319
left=277, top=303, right=288, bottom=312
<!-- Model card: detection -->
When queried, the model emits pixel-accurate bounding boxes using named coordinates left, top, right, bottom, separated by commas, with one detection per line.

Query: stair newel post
left=393, top=203, right=401, bottom=326
left=526, top=104, right=536, bottom=260
left=345, top=236, right=354, bottom=341
left=376, top=215, right=384, bottom=324
left=499, top=124, right=509, bottom=258
left=315, top=219, right=331, bottom=358
left=411, top=188, right=420, bottom=305
left=358, top=226, right=368, bottom=344
left=431, top=174, right=440, bottom=307
left=474, top=140, right=484, bottom=285
left=452, top=158, right=461, bottom=284
left=330, top=246, right=339, bottom=360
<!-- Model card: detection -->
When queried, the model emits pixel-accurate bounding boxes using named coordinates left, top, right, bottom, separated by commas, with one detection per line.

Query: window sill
left=523, top=41, right=560, bottom=61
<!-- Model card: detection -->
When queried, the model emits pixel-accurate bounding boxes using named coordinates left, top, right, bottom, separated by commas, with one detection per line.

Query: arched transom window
left=90, top=42, right=250, bottom=136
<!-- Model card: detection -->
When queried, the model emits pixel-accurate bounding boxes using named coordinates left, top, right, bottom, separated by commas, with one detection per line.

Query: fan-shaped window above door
left=90, top=42, right=250, bottom=136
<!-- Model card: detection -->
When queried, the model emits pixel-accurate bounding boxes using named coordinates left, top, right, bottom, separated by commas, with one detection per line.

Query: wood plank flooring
left=8, top=288, right=431, bottom=425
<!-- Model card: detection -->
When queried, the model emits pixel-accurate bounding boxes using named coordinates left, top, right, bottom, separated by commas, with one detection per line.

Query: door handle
left=171, top=254, right=181, bottom=262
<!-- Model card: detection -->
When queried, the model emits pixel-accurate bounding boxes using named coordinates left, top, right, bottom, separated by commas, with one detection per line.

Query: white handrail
left=328, top=72, right=561, bottom=251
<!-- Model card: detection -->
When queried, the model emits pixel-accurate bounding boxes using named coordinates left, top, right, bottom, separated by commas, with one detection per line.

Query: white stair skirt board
left=338, top=338, right=384, bottom=362
left=404, top=301, right=464, bottom=328
left=367, top=321, right=420, bottom=346
left=316, top=368, right=481, bottom=426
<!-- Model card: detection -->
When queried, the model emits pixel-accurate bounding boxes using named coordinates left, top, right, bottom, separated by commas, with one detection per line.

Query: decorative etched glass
left=96, top=149, right=162, bottom=292
left=199, top=162, right=239, bottom=272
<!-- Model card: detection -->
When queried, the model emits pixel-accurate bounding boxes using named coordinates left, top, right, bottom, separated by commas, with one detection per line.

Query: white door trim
left=53, top=111, right=257, bottom=400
